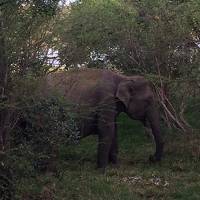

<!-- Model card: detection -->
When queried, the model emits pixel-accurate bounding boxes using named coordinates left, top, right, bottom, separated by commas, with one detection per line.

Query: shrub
left=2, top=75, right=81, bottom=180
left=12, top=95, right=80, bottom=152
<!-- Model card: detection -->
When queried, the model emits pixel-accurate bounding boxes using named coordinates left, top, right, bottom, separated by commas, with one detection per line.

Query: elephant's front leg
left=97, top=112, right=116, bottom=170
left=109, top=124, right=118, bottom=165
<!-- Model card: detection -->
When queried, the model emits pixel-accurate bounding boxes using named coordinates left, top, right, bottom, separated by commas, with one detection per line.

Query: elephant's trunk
left=146, top=103, right=164, bottom=161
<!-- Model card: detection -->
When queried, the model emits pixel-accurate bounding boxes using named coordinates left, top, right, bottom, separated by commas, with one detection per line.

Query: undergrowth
left=3, top=112, right=199, bottom=200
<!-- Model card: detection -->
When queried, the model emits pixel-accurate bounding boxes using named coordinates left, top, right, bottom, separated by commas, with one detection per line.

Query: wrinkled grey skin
left=46, top=69, right=164, bottom=171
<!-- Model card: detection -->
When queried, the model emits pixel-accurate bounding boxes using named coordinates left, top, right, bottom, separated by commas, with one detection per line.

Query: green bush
left=9, top=94, right=80, bottom=173
left=1, top=75, right=81, bottom=181
left=12, top=95, right=80, bottom=151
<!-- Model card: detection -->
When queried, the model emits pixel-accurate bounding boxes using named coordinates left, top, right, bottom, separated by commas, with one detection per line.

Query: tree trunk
left=0, top=9, right=8, bottom=151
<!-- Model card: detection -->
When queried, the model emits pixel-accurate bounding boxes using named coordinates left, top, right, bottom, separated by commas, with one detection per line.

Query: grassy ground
left=15, top=114, right=200, bottom=200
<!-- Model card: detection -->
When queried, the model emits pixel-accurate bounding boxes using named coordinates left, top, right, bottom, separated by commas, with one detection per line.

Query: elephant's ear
left=116, top=81, right=133, bottom=107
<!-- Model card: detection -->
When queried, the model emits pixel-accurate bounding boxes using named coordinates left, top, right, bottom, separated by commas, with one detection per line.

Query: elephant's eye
left=146, top=95, right=154, bottom=105
left=144, top=98, right=151, bottom=105
left=128, top=87, right=133, bottom=93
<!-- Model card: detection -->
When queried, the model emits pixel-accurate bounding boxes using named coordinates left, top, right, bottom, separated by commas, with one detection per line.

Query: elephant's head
left=116, top=77, right=152, bottom=119
left=116, top=77, right=164, bottom=161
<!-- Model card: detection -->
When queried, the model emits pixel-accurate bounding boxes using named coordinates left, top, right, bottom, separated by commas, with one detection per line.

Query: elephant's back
left=45, top=68, right=118, bottom=105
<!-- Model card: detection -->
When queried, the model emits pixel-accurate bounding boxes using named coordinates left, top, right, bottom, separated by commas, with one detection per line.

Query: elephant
left=45, top=68, right=164, bottom=171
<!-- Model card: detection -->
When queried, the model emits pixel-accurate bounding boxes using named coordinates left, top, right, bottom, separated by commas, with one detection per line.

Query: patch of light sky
left=58, top=0, right=77, bottom=6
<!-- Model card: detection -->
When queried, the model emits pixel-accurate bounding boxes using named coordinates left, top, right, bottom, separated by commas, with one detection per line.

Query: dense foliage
left=56, top=0, right=200, bottom=75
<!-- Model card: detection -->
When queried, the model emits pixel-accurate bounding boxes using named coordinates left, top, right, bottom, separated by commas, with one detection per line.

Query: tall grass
left=11, top=112, right=200, bottom=200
